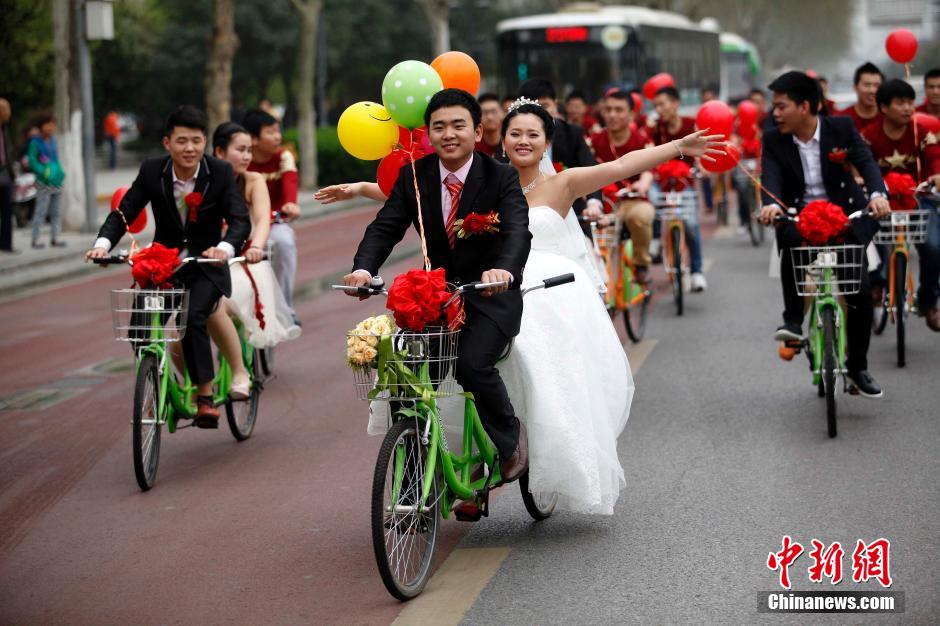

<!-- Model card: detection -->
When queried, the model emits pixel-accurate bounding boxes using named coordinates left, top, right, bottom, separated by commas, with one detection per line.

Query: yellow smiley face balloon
left=337, top=102, right=399, bottom=161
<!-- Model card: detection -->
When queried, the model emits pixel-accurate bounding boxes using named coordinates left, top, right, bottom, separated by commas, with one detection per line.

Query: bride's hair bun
left=501, top=100, right=555, bottom=142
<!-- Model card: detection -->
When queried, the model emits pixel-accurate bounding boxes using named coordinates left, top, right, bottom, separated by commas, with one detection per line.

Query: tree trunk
left=205, top=0, right=238, bottom=136
left=291, top=0, right=321, bottom=189
left=419, top=0, right=450, bottom=57
left=53, top=0, right=85, bottom=231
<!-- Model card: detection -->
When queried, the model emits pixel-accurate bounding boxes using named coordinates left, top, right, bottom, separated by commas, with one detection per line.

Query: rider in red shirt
left=836, top=62, right=884, bottom=132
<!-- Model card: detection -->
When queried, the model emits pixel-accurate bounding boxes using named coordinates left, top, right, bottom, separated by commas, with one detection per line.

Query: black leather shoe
left=773, top=323, right=803, bottom=342
left=847, top=370, right=883, bottom=398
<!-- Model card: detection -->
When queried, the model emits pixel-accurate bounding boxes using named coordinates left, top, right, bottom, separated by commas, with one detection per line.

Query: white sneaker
left=691, top=273, right=707, bottom=292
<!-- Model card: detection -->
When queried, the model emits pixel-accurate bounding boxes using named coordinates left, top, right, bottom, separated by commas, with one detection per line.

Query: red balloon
left=642, top=73, right=675, bottom=100
left=701, top=143, right=740, bottom=174
left=738, top=123, right=759, bottom=141
left=696, top=100, right=735, bottom=139
left=377, top=150, right=411, bottom=197
left=914, top=112, right=940, bottom=135
left=111, top=186, right=147, bottom=234
left=737, top=100, right=759, bottom=127
left=886, top=29, right=918, bottom=64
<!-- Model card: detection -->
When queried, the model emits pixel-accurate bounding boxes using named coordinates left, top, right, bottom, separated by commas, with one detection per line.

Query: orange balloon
left=431, top=51, right=481, bottom=95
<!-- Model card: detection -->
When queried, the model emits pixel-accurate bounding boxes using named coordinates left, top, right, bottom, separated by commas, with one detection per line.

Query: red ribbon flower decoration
left=797, top=200, right=849, bottom=245
left=184, top=192, right=203, bottom=223
left=827, top=148, right=850, bottom=172
left=883, top=172, right=917, bottom=211
left=386, top=268, right=464, bottom=331
left=552, top=161, right=564, bottom=173
left=452, top=211, right=500, bottom=240
left=655, top=159, right=692, bottom=192
left=130, top=243, right=181, bottom=288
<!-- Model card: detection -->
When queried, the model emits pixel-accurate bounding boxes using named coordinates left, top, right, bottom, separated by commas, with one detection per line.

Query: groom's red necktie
left=444, top=173, right=463, bottom=249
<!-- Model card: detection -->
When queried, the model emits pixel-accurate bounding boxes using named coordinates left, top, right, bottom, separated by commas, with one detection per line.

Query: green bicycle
left=96, top=255, right=263, bottom=490
left=776, top=214, right=866, bottom=438
left=335, top=272, right=573, bottom=600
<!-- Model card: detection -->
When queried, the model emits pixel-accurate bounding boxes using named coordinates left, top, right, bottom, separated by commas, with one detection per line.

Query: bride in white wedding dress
left=316, top=104, right=723, bottom=514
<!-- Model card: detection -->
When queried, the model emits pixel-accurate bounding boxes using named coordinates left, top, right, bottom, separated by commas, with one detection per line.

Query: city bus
left=720, top=32, right=762, bottom=103
left=496, top=4, right=722, bottom=106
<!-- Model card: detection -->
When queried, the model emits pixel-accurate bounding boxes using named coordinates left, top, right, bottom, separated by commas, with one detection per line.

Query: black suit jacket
left=353, top=152, right=532, bottom=337
left=97, top=155, right=251, bottom=295
left=761, top=115, right=884, bottom=246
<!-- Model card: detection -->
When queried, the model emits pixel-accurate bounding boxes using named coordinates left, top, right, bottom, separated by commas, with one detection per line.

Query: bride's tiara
left=507, top=96, right=542, bottom=114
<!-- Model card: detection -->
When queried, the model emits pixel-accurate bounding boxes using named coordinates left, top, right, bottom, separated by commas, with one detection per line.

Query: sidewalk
left=0, top=190, right=373, bottom=299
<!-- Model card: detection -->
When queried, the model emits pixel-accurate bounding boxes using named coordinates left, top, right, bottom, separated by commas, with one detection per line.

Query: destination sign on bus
left=545, top=26, right=589, bottom=43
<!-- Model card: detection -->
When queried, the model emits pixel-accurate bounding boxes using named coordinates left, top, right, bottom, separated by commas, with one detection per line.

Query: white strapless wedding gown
left=501, top=205, right=633, bottom=514
left=229, top=260, right=302, bottom=348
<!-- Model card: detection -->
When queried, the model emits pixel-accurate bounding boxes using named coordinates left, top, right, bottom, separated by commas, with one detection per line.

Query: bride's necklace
left=521, top=171, right=545, bottom=195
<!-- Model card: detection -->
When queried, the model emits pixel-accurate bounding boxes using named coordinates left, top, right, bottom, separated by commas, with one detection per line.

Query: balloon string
left=734, top=161, right=788, bottom=209
left=409, top=155, right=431, bottom=271
left=114, top=207, right=140, bottom=257
left=905, top=62, right=924, bottom=182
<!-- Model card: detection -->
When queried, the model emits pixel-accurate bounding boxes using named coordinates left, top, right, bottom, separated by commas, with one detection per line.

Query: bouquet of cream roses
left=346, top=314, right=397, bottom=368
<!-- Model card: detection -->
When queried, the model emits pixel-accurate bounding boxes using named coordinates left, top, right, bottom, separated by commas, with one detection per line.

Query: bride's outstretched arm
left=557, top=130, right=726, bottom=206
left=314, top=181, right=387, bottom=204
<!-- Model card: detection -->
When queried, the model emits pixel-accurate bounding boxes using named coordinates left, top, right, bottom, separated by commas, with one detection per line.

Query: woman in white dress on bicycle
left=209, top=123, right=300, bottom=397
left=316, top=104, right=722, bottom=513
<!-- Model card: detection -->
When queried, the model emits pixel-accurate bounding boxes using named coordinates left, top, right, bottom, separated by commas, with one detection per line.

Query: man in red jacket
left=862, top=79, right=940, bottom=331
left=243, top=108, right=302, bottom=325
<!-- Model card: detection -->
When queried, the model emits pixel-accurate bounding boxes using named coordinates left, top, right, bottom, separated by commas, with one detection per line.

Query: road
left=0, top=211, right=937, bottom=624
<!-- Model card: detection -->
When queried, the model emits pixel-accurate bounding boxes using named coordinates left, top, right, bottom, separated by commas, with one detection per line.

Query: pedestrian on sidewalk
left=103, top=110, right=121, bottom=170
left=0, top=98, right=16, bottom=253
left=243, top=108, right=302, bottom=326
left=27, top=111, right=66, bottom=249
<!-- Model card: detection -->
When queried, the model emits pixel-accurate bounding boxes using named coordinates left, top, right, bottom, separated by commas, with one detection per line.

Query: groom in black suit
left=344, top=89, right=532, bottom=483
left=760, top=72, right=890, bottom=397
left=86, top=106, right=251, bottom=426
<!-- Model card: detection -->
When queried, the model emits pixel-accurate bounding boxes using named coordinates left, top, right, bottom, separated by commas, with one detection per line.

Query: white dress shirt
left=94, top=162, right=234, bottom=258
left=793, top=120, right=827, bottom=202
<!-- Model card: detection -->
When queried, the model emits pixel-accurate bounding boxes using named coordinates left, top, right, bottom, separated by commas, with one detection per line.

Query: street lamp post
left=78, top=0, right=114, bottom=232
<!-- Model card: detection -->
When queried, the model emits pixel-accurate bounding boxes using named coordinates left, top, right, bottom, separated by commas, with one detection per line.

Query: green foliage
left=313, top=126, right=379, bottom=186
left=0, top=1, right=54, bottom=135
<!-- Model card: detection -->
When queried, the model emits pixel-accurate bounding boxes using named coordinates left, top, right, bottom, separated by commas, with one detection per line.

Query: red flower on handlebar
left=130, top=243, right=181, bottom=288
left=884, top=172, right=917, bottom=211
left=386, top=268, right=464, bottom=331
left=797, top=200, right=849, bottom=245
left=655, top=160, right=692, bottom=192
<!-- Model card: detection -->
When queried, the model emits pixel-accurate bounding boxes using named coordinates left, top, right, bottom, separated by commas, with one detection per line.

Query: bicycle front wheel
left=894, top=254, right=906, bottom=368
left=671, top=226, right=684, bottom=316
left=225, top=349, right=261, bottom=441
left=822, top=307, right=837, bottom=438
left=133, top=354, right=162, bottom=491
left=519, top=471, right=557, bottom=521
left=872, top=297, right=889, bottom=335
left=372, top=419, right=439, bottom=601
left=623, top=295, right=649, bottom=343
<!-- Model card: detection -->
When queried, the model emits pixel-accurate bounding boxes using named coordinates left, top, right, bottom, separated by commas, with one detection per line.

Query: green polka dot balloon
left=381, top=60, right=443, bottom=129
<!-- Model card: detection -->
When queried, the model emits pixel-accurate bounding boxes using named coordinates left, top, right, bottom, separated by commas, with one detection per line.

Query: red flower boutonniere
left=828, top=148, right=850, bottom=172
left=453, top=211, right=500, bottom=239
left=184, top=192, right=203, bottom=223
left=552, top=161, right=565, bottom=173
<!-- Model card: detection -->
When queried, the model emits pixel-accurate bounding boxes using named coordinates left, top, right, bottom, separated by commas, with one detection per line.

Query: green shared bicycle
left=96, top=255, right=263, bottom=490
left=334, top=272, right=573, bottom=600
left=776, top=213, right=867, bottom=438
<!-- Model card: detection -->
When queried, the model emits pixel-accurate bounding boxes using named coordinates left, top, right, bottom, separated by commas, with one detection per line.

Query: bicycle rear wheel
left=623, top=297, right=649, bottom=343
left=894, top=254, right=906, bottom=368
left=671, top=226, right=684, bottom=316
left=519, top=470, right=557, bottom=521
left=225, top=349, right=261, bottom=441
left=822, top=307, right=837, bottom=438
left=259, top=346, right=274, bottom=378
left=872, top=298, right=889, bottom=335
left=132, top=354, right=162, bottom=491
left=372, top=419, right=439, bottom=601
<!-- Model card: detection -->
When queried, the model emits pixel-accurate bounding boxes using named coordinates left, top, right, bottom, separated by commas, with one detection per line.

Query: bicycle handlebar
left=332, top=274, right=574, bottom=300
left=773, top=209, right=869, bottom=225
left=91, top=254, right=259, bottom=267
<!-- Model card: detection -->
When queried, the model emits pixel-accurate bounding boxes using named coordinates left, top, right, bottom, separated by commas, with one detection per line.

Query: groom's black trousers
left=453, top=308, right=521, bottom=460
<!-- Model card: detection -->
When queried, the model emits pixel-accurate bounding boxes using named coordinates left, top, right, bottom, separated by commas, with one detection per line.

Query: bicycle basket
left=790, top=245, right=864, bottom=296
left=590, top=221, right=620, bottom=250
left=348, top=326, right=460, bottom=401
left=650, top=188, right=698, bottom=224
left=873, top=208, right=931, bottom=245
left=110, top=289, right=189, bottom=343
